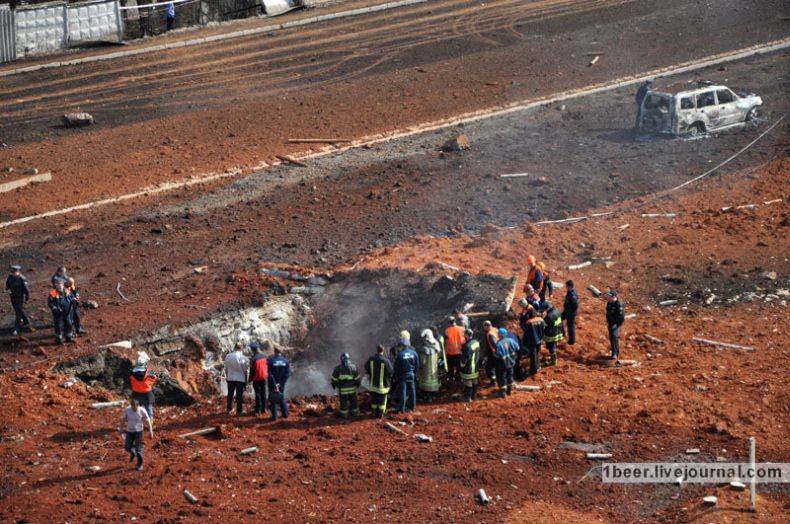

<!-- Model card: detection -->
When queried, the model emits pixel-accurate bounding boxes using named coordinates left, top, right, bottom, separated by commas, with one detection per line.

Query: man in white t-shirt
left=224, top=342, right=249, bottom=416
left=120, top=397, right=154, bottom=471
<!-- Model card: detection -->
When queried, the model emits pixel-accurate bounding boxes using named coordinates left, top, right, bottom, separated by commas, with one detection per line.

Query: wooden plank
left=692, top=337, right=755, bottom=352
left=0, top=172, right=52, bottom=193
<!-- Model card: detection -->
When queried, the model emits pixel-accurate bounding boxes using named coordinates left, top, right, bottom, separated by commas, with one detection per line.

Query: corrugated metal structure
left=0, top=6, right=16, bottom=63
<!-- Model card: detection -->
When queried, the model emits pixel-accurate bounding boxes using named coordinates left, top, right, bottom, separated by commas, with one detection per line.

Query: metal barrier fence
left=0, top=6, right=15, bottom=62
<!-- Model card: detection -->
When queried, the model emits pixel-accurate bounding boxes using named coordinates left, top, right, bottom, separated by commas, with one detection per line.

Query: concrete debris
left=99, top=340, right=133, bottom=349
left=624, top=313, right=636, bottom=320
left=183, top=490, right=198, bottom=504
left=83, top=300, right=99, bottom=309
left=500, top=173, right=530, bottom=178
left=568, top=261, right=592, bottom=271
left=515, top=385, right=541, bottom=391
left=414, top=434, right=433, bottom=443
left=289, top=286, right=323, bottom=295
left=643, top=334, right=664, bottom=344
left=384, top=422, right=408, bottom=436
left=685, top=448, right=701, bottom=454
left=615, top=360, right=640, bottom=367
left=692, top=337, right=755, bottom=352
left=91, top=400, right=124, bottom=409
left=730, top=481, right=746, bottom=490
left=587, top=285, right=602, bottom=297
left=641, top=213, right=677, bottom=219
left=62, top=378, right=78, bottom=388
left=62, top=112, right=94, bottom=127
left=193, top=266, right=209, bottom=274
left=477, top=488, right=490, bottom=505
left=0, top=171, right=53, bottom=194
left=588, top=55, right=600, bottom=66
left=178, top=427, right=218, bottom=439
left=762, top=271, right=777, bottom=281
left=441, top=133, right=471, bottom=152
left=240, top=446, right=259, bottom=455
left=586, top=453, right=612, bottom=459
left=658, top=300, right=678, bottom=306
left=702, top=496, right=717, bottom=506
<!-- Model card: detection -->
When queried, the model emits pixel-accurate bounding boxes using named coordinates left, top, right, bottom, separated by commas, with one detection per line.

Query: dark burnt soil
left=0, top=160, right=788, bottom=523
left=0, top=0, right=787, bottom=218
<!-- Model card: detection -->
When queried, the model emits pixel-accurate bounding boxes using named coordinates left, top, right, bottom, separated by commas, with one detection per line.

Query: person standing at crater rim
left=331, top=353, right=362, bottom=419
left=224, top=342, right=249, bottom=416
left=365, top=344, right=393, bottom=418
left=393, top=332, right=419, bottom=413
left=249, top=341, right=269, bottom=416
left=267, top=346, right=291, bottom=421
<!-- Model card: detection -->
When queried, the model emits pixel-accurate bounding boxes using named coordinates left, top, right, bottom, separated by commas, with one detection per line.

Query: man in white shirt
left=120, top=397, right=154, bottom=471
left=224, top=342, right=249, bottom=416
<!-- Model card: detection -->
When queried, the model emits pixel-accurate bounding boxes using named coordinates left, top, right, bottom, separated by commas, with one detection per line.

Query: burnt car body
left=637, top=83, right=762, bottom=137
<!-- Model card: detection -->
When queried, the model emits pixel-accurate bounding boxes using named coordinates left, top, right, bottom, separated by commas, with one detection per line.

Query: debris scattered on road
left=276, top=154, right=308, bottom=167
left=91, top=400, right=124, bottom=409
left=641, top=213, right=677, bottom=219
left=568, top=261, right=592, bottom=271
left=441, top=133, right=471, bottom=152
left=62, top=112, right=94, bottom=127
left=183, top=490, right=198, bottom=504
left=588, top=55, right=600, bottom=67
left=178, top=427, right=218, bottom=439
left=477, top=488, right=490, bottom=505
left=692, top=337, right=755, bottom=352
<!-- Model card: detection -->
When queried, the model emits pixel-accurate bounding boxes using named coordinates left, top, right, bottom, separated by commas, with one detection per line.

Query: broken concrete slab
left=62, top=112, right=94, bottom=127
left=0, top=171, right=52, bottom=194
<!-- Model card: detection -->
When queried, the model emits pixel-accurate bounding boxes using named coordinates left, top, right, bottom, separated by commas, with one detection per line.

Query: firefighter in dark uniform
left=542, top=303, right=564, bottom=366
left=6, top=265, right=32, bottom=336
left=331, top=353, right=362, bottom=419
left=365, top=344, right=393, bottom=418
left=47, top=280, right=74, bottom=345
left=606, top=290, right=626, bottom=359
left=460, top=329, right=480, bottom=401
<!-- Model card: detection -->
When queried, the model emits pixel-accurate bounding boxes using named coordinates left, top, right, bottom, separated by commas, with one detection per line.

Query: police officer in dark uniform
left=6, top=265, right=32, bottom=336
left=48, top=280, right=74, bottom=345
left=51, top=266, right=69, bottom=288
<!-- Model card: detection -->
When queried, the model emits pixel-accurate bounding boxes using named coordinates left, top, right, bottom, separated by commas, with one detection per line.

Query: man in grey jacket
left=224, top=342, right=249, bottom=415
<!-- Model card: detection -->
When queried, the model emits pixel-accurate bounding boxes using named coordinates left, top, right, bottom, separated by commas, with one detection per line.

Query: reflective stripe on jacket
left=460, top=339, right=480, bottom=380
left=331, top=363, right=361, bottom=395
left=365, top=354, right=393, bottom=394
left=445, top=325, right=466, bottom=356
left=543, top=307, right=565, bottom=343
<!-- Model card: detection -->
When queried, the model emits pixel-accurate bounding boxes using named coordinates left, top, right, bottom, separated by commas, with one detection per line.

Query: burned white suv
left=637, top=82, right=762, bottom=137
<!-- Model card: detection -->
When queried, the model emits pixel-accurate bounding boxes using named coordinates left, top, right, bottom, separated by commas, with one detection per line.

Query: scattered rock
left=702, top=496, right=717, bottom=506
left=762, top=271, right=777, bottom=281
left=62, top=112, right=94, bottom=127
left=24, top=168, right=39, bottom=175
left=441, top=133, right=471, bottom=152
left=84, top=300, right=99, bottom=309
left=414, top=434, right=433, bottom=443
left=730, top=481, right=746, bottom=490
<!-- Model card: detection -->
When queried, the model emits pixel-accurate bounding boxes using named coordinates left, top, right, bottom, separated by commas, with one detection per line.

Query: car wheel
left=687, top=123, right=704, bottom=137
left=746, top=107, right=762, bottom=122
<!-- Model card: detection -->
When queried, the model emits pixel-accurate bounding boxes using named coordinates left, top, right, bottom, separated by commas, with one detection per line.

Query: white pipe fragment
left=515, top=385, right=541, bottom=391
left=589, top=55, right=600, bottom=66
left=624, top=313, right=637, bottom=320
left=500, top=173, right=530, bottom=178
left=685, top=448, right=700, bottom=454
left=658, top=300, right=678, bottom=306
left=730, top=481, right=746, bottom=490
left=477, top=489, right=490, bottom=505
left=692, top=337, right=755, bottom=352
left=703, top=496, right=717, bottom=506
left=567, top=261, right=592, bottom=270
left=587, top=285, right=602, bottom=297
left=178, top=427, right=218, bottom=439
left=586, top=453, right=612, bottom=459
left=240, top=446, right=258, bottom=455
left=644, top=334, right=664, bottom=344
left=91, top=400, right=124, bottom=409
left=641, top=213, right=677, bottom=218
left=384, top=422, right=408, bottom=436
left=619, top=224, right=630, bottom=230
left=763, top=198, right=782, bottom=205
left=183, top=490, right=198, bottom=504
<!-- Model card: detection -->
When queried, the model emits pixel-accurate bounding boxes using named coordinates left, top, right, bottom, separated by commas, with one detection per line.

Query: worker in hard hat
left=444, top=317, right=467, bottom=383
left=494, top=327, right=519, bottom=397
left=331, top=353, right=362, bottom=419
left=365, top=344, right=393, bottom=418
left=460, top=328, right=480, bottom=401
left=542, top=302, right=564, bottom=366
left=418, top=329, right=441, bottom=401
left=524, top=255, right=544, bottom=299
left=482, top=321, right=500, bottom=385
left=393, top=331, right=420, bottom=413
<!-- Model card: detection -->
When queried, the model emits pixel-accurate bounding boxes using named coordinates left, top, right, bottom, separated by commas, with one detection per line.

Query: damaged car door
left=639, top=93, right=673, bottom=134
left=695, top=90, right=719, bottom=130
left=715, top=88, right=741, bottom=126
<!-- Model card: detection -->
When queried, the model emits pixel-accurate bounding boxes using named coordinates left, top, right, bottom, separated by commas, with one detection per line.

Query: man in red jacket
left=249, top=341, right=269, bottom=416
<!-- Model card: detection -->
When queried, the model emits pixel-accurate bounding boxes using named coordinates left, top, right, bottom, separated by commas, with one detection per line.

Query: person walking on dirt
left=605, top=290, right=625, bottom=359
left=562, top=280, right=578, bottom=345
left=267, top=346, right=291, bottom=420
left=365, top=344, right=393, bottom=418
left=47, top=280, right=74, bottom=345
left=331, top=353, right=362, bottom=419
left=119, top=396, right=154, bottom=471
left=542, top=303, right=564, bottom=367
left=460, top=329, right=480, bottom=401
left=444, top=317, right=466, bottom=383
left=417, top=329, right=441, bottom=401
left=6, top=265, right=32, bottom=336
left=224, top=342, right=249, bottom=416
left=65, top=277, right=87, bottom=336
left=635, top=79, right=653, bottom=128
left=130, top=353, right=157, bottom=423
left=494, top=328, right=518, bottom=397
left=249, top=341, right=269, bottom=416
left=393, top=333, right=419, bottom=413
left=521, top=306, right=544, bottom=376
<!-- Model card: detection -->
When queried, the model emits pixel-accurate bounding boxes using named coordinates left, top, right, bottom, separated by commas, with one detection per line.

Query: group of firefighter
left=5, top=265, right=87, bottom=344
left=330, top=254, right=626, bottom=418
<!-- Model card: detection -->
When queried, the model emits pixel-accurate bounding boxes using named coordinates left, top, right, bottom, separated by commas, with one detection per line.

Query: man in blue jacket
left=562, top=280, right=579, bottom=345
left=392, top=334, right=419, bottom=413
left=267, top=346, right=291, bottom=420
left=495, top=328, right=519, bottom=397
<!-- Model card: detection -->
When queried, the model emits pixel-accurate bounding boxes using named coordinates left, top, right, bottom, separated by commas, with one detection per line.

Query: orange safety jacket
left=485, top=330, right=500, bottom=354
left=130, top=371, right=157, bottom=394
left=527, top=265, right=544, bottom=292
left=445, top=325, right=466, bottom=356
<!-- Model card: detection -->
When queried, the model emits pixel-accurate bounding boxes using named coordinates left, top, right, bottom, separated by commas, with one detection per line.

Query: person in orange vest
left=538, top=262, right=553, bottom=303
left=130, top=354, right=157, bottom=423
left=525, top=255, right=544, bottom=297
left=482, top=320, right=500, bottom=385
left=444, top=317, right=466, bottom=383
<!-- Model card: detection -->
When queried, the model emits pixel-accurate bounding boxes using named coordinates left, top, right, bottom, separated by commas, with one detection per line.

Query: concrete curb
left=0, top=0, right=428, bottom=78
